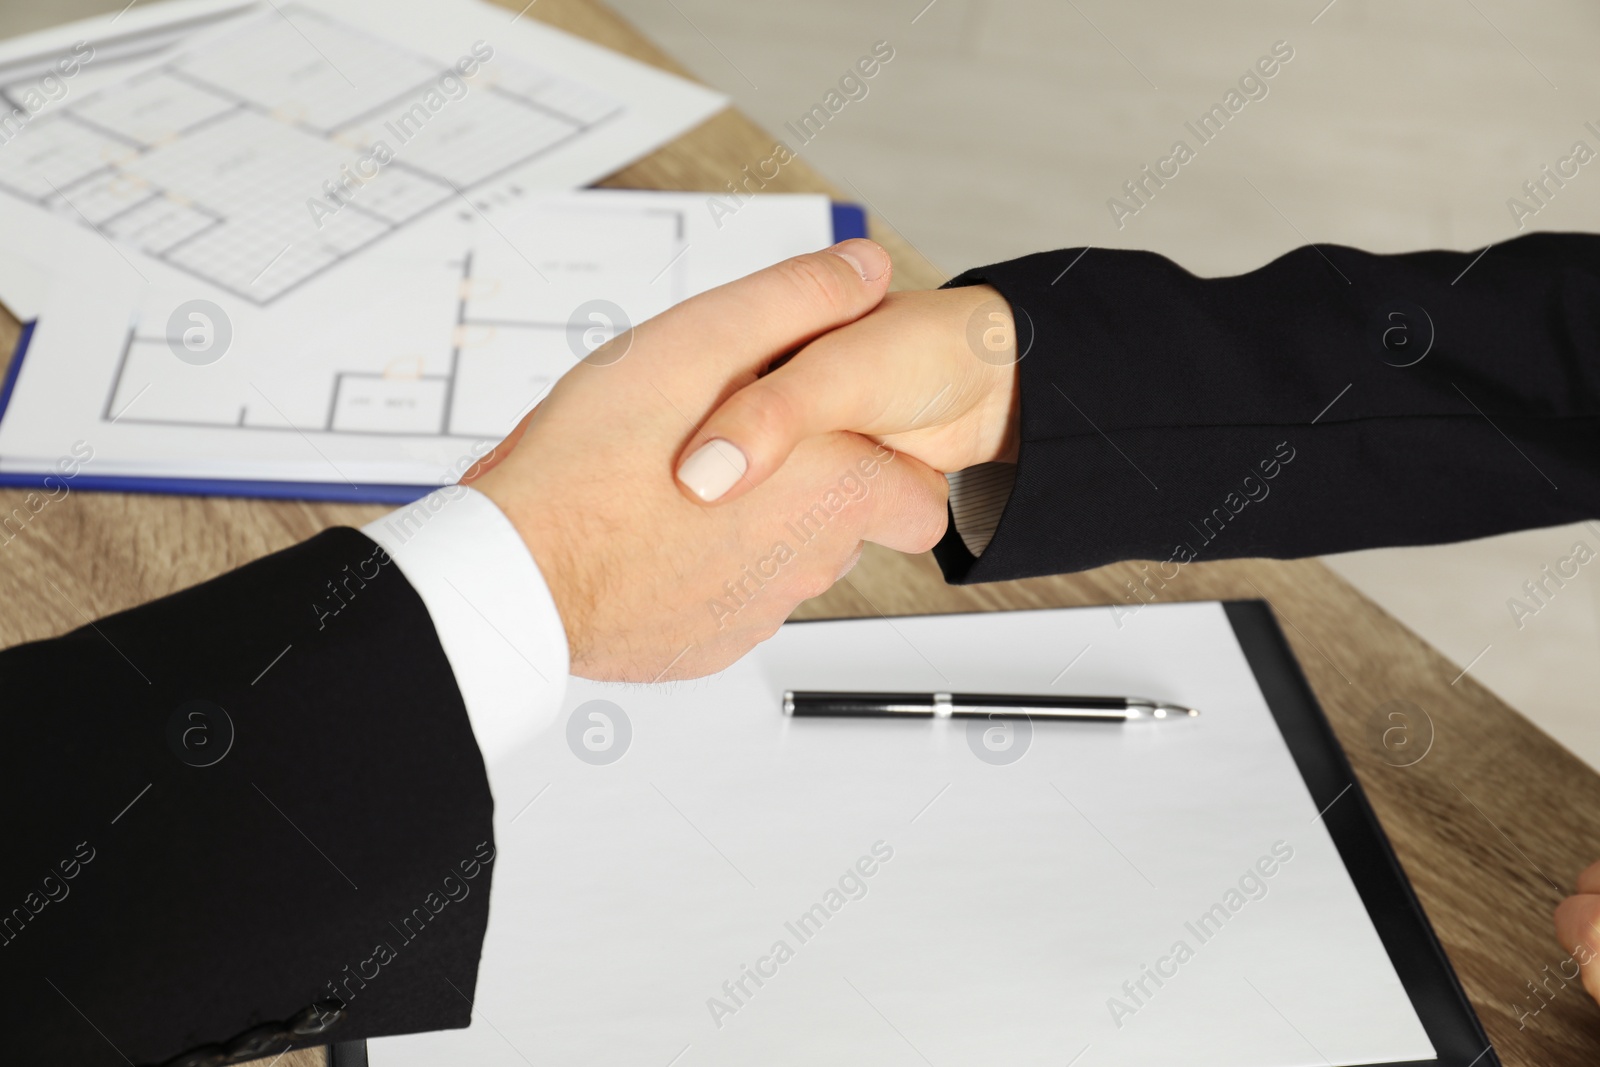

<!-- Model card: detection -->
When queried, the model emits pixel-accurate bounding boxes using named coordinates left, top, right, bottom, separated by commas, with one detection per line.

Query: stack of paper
left=0, top=0, right=846, bottom=500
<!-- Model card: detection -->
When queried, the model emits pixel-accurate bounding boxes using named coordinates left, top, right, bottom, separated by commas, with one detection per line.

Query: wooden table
left=3, top=1, right=1598, bottom=1063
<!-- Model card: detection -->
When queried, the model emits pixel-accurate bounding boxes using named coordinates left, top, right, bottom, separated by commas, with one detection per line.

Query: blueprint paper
left=0, top=0, right=725, bottom=306
left=0, top=190, right=834, bottom=485
left=0, top=0, right=259, bottom=317
left=0, top=0, right=740, bottom=491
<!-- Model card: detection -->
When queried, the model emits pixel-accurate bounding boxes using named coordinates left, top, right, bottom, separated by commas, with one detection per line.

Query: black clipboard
left=328, top=1040, right=368, bottom=1066
left=1223, top=599, right=1496, bottom=1066
left=329, top=599, right=1498, bottom=1067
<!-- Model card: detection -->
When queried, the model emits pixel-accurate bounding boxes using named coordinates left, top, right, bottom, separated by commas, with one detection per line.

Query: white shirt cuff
left=945, top=461, right=1017, bottom=557
left=362, top=486, right=569, bottom=788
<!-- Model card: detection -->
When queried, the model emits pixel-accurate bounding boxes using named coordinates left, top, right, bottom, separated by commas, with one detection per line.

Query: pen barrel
left=784, top=692, right=938, bottom=717
left=783, top=692, right=1136, bottom=718
left=951, top=694, right=1129, bottom=713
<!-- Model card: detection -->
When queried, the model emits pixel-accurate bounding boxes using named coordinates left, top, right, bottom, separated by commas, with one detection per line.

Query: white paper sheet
left=0, top=189, right=832, bottom=484
left=372, top=602, right=1436, bottom=1067
left=0, top=246, right=49, bottom=323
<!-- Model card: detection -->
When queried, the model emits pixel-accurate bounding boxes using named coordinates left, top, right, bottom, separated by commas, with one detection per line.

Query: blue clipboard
left=0, top=202, right=870, bottom=505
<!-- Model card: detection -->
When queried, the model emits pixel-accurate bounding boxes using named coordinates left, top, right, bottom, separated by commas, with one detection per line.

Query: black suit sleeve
left=932, top=231, right=1600, bottom=584
left=0, top=527, right=497, bottom=1066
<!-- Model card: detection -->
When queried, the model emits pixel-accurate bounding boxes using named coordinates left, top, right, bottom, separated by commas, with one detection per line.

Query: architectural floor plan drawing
left=0, top=4, right=624, bottom=303
left=0, top=189, right=836, bottom=491
left=100, top=195, right=692, bottom=443
left=0, top=0, right=748, bottom=493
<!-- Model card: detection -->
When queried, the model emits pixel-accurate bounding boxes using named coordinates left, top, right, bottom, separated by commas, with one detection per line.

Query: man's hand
left=1554, top=861, right=1600, bottom=1003
left=468, top=240, right=949, bottom=682
left=673, top=279, right=1023, bottom=505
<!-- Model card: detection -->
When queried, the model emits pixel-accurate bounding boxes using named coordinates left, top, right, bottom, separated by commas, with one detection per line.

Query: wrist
left=993, top=362, right=1021, bottom=463
left=471, top=463, right=596, bottom=670
left=953, top=284, right=1023, bottom=464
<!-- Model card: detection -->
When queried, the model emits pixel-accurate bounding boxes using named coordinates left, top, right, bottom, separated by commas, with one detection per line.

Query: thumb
left=675, top=338, right=884, bottom=505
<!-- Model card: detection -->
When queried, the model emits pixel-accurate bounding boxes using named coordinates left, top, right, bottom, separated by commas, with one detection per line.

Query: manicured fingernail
left=827, top=239, right=888, bottom=282
left=677, top=438, right=748, bottom=502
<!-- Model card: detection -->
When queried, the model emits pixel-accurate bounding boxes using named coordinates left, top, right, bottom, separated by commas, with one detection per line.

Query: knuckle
left=877, top=470, right=950, bottom=554
left=774, top=255, right=854, bottom=316
left=721, top=382, right=800, bottom=444
left=791, top=568, right=835, bottom=603
left=911, top=508, right=949, bottom=554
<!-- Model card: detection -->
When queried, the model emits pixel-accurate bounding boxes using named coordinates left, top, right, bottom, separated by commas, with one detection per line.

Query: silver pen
left=782, top=691, right=1200, bottom=721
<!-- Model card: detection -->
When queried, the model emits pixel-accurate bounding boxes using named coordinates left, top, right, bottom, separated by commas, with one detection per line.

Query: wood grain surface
left=2, top=0, right=1597, bottom=1063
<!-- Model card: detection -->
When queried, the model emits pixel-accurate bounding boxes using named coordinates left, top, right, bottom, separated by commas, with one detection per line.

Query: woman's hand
left=673, top=276, right=1024, bottom=505
left=1554, top=860, right=1600, bottom=1003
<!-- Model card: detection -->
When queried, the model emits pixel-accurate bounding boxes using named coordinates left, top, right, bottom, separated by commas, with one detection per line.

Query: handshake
left=464, top=239, right=1019, bottom=682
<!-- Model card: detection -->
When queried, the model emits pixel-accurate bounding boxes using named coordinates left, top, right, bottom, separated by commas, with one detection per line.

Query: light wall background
left=4, top=0, right=1599, bottom=765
